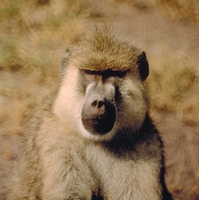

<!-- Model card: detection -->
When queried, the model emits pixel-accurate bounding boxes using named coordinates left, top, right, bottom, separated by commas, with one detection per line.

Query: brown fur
left=64, top=27, right=140, bottom=72
left=8, top=27, right=171, bottom=200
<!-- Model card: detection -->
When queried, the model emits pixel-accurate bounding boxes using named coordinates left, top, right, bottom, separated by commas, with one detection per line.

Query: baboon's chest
left=85, top=142, right=161, bottom=200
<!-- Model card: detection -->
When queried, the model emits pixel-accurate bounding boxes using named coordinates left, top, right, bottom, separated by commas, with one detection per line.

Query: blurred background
left=0, top=0, right=199, bottom=199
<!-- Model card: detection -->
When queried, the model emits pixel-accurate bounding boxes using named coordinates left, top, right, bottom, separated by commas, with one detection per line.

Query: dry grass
left=157, top=0, right=199, bottom=22
left=0, top=0, right=89, bottom=70
left=109, top=0, right=199, bottom=21
left=148, top=52, right=199, bottom=125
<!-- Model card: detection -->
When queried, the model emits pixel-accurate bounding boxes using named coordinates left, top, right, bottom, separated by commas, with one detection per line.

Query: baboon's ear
left=137, top=51, right=149, bottom=80
left=60, top=48, right=71, bottom=75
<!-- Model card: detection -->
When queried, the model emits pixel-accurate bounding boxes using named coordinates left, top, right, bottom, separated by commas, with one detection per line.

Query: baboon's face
left=80, top=70, right=126, bottom=135
left=77, top=62, right=148, bottom=141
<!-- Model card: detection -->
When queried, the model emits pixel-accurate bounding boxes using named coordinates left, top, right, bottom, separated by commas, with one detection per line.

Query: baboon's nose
left=91, top=100, right=104, bottom=108
left=91, top=99, right=106, bottom=116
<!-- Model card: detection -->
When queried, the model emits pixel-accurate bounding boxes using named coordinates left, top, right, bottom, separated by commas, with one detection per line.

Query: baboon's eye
left=84, top=70, right=98, bottom=75
left=83, top=70, right=128, bottom=78
left=107, top=70, right=128, bottom=78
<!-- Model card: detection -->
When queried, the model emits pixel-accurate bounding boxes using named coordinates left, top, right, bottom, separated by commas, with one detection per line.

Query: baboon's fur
left=8, top=27, right=172, bottom=200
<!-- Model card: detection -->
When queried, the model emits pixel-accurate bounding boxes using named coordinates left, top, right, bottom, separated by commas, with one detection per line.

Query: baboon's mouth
left=82, top=114, right=115, bottom=135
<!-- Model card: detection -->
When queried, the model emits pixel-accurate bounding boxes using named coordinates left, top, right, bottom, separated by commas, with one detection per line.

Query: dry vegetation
left=148, top=53, right=199, bottom=125
left=0, top=0, right=199, bottom=199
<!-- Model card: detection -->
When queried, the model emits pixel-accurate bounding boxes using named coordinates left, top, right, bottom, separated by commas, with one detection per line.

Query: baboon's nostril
left=98, top=101, right=104, bottom=108
left=91, top=100, right=105, bottom=108
left=91, top=100, right=98, bottom=107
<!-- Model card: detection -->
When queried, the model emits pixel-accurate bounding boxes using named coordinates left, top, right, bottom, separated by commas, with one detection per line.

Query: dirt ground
left=0, top=1, right=199, bottom=199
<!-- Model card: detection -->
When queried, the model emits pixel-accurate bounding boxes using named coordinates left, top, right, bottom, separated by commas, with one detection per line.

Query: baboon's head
left=53, top=28, right=149, bottom=141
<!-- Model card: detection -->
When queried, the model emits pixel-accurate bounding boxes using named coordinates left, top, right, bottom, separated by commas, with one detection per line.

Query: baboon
left=8, top=27, right=172, bottom=200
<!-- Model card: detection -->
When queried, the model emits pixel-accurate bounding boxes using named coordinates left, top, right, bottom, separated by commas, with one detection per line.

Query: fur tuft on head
left=69, top=27, right=142, bottom=72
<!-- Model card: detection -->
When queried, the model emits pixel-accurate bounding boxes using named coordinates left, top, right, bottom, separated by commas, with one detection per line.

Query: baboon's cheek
left=81, top=99, right=116, bottom=135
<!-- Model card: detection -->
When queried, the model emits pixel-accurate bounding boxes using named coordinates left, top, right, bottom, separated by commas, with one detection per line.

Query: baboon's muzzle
left=81, top=96, right=116, bottom=135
